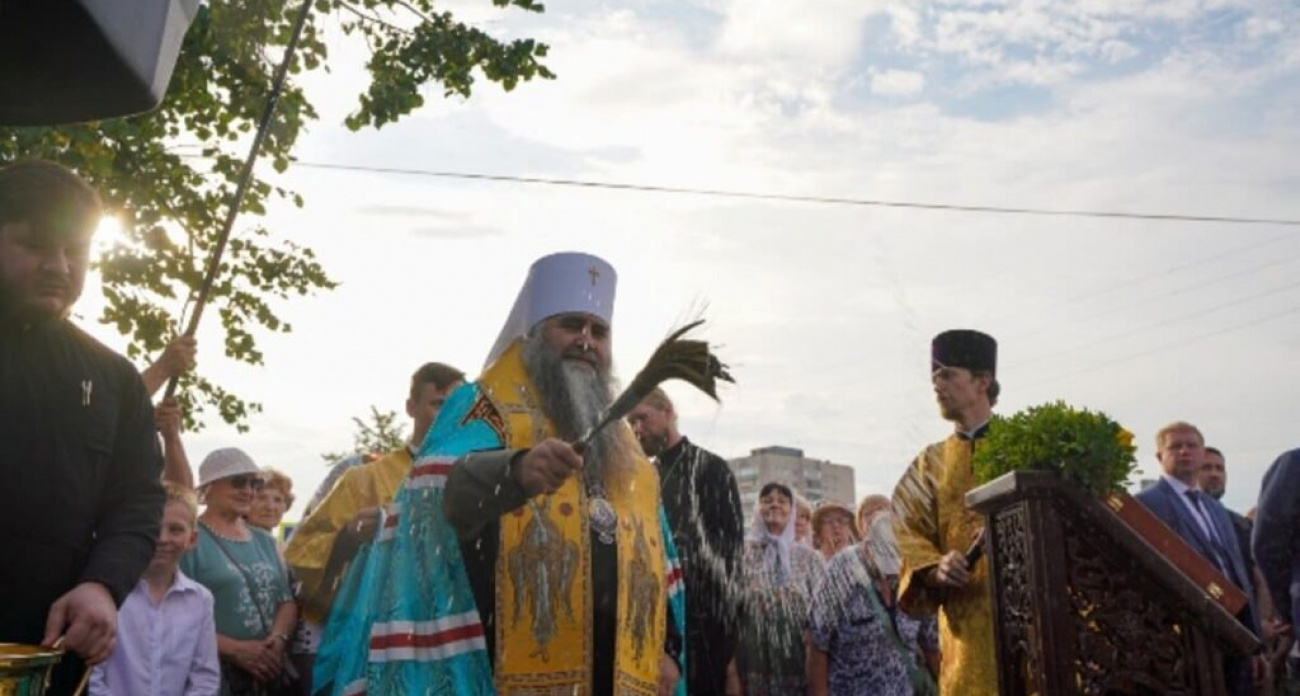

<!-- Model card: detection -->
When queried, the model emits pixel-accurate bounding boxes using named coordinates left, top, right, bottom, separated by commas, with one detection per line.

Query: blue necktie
left=1185, top=490, right=1234, bottom=578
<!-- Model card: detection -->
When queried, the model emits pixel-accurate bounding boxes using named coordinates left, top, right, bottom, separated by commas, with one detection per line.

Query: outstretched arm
left=445, top=439, right=584, bottom=540
left=444, top=449, right=530, bottom=541
left=140, top=336, right=197, bottom=397
left=155, top=398, right=193, bottom=488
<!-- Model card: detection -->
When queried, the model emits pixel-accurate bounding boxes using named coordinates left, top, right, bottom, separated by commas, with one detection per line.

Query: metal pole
left=163, top=0, right=314, bottom=400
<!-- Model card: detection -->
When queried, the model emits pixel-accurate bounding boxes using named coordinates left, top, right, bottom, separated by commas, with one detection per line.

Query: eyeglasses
left=226, top=474, right=265, bottom=491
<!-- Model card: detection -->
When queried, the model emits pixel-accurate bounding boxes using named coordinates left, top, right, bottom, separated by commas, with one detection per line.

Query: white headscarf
left=484, top=252, right=617, bottom=369
left=747, top=483, right=796, bottom=581
left=863, top=510, right=902, bottom=577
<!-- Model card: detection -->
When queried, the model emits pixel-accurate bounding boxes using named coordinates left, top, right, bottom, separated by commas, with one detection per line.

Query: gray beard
left=522, top=332, right=629, bottom=484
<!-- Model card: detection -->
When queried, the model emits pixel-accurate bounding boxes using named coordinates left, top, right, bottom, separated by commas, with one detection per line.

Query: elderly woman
left=736, top=482, right=825, bottom=696
left=857, top=494, right=892, bottom=538
left=248, top=468, right=294, bottom=535
left=181, top=449, right=297, bottom=696
left=812, top=502, right=859, bottom=562
left=794, top=492, right=814, bottom=547
left=807, top=498, right=939, bottom=696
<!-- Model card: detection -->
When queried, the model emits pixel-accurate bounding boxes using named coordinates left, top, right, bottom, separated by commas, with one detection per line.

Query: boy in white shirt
left=91, top=482, right=220, bottom=695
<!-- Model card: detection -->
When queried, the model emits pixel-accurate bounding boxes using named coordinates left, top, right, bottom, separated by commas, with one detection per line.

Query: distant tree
left=0, top=0, right=551, bottom=430
left=320, top=406, right=408, bottom=463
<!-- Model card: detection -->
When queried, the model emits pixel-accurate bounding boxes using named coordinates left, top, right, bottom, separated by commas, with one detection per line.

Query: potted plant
left=972, top=401, right=1137, bottom=495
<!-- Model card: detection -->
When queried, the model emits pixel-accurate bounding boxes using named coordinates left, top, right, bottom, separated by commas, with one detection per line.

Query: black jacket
left=0, top=318, right=164, bottom=692
left=1255, top=449, right=1300, bottom=630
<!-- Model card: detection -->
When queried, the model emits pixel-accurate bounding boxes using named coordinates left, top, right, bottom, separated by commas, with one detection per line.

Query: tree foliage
left=320, top=406, right=409, bottom=463
left=0, top=0, right=551, bottom=430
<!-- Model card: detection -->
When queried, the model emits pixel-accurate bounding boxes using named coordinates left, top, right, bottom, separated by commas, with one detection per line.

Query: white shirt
left=957, top=419, right=991, bottom=440
left=90, top=570, right=220, bottom=696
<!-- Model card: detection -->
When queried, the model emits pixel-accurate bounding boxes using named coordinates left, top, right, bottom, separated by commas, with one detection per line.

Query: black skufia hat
left=931, top=329, right=997, bottom=375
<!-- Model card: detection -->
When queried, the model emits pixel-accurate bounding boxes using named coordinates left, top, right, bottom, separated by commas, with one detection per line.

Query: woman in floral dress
left=807, top=504, right=939, bottom=696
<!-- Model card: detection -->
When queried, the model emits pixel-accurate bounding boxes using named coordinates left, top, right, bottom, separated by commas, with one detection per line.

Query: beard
left=522, top=331, right=632, bottom=484
left=936, top=395, right=961, bottom=422
left=638, top=431, right=669, bottom=458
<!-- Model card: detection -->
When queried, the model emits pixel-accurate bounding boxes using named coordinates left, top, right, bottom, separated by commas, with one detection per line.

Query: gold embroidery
left=625, top=517, right=660, bottom=662
left=507, top=497, right=580, bottom=661
left=483, top=342, right=665, bottom=695
left=462, top=392, right=508, bottom=443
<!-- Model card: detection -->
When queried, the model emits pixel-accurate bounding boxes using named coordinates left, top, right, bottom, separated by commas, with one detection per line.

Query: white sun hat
left=197, top=447, right=262, bottom=488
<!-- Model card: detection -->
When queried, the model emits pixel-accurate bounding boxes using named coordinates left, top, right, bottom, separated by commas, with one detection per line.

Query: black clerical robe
left=658, top=437, right=745, bottom=695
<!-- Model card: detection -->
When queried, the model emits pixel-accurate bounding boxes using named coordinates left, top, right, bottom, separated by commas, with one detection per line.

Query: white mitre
left=484, top=251, right=617, bottom=369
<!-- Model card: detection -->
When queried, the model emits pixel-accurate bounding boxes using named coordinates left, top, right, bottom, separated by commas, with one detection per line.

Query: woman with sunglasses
left=181, top=448, right=297, bottom=696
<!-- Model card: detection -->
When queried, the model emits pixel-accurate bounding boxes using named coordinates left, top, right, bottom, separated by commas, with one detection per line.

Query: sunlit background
left=74, top=0, right=1300, bottom=521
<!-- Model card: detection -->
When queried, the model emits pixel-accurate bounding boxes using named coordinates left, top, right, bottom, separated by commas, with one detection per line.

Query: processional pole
left=162, top=0, right=315, bottom=400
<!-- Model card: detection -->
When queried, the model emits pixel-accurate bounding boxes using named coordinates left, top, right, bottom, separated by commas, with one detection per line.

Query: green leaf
left=0, top=0, right=547, bottom=430
left=972, top=401, right=1137, bottom=495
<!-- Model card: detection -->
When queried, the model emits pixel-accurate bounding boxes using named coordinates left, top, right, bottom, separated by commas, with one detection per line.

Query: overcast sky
left=82, top=0, right=1300, bottom=517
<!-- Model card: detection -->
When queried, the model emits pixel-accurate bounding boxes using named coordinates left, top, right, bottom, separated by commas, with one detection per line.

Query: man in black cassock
left=629, top=387, right=745, bottom=696
left=0, top=160, right=165, bottom=695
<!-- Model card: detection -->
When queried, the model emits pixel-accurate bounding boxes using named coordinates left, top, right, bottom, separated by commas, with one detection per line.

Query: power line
left=180, top=154, right=1300, bottom=226
left=1021, top=302, right=1300, bottom=390
left=1019, top=233, right=1295, bottom=317
left=1004, top=245, right=1300, bottom=342
left=1010, top=275, right=1300, bottom=371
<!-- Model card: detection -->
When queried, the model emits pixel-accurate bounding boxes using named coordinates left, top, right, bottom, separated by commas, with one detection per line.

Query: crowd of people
left=3, top=157, right=1299, bottom=696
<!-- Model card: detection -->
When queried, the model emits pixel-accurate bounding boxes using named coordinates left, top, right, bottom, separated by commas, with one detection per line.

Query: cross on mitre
left=588, top=266, right=600, bottom=286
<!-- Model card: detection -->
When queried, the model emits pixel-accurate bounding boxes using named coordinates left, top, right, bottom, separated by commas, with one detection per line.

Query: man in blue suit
left=1135, top=421, right=1265, bottom=695
left=1254, top=447, right=1300, bottom=690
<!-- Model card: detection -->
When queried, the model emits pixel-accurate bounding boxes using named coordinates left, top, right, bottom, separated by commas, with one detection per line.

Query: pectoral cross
left=81, top=380, right=93, bottom=407
left=588, top=266, right=600, bottom=286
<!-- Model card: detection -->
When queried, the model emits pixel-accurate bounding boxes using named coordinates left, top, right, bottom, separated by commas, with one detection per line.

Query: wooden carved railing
left=967, top=472, right=1258, bottom=696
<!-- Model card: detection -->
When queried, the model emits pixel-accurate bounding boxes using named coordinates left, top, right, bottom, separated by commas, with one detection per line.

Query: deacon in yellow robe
left=285, top=362, right=465, bottom=624
left=287, top=447, right=411, bottom=621
left=892, top=329, right=1001, bottom=696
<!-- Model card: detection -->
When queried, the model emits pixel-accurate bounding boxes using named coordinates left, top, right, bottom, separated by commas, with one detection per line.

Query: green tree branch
left=0, top=0, right=551, bottom=431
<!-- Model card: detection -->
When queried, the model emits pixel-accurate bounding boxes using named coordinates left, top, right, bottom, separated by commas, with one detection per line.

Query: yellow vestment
left=477, top=342, right=667, bottom=695
left=285, top=448, right=413, bottom=623
left=893, top=435, right=998, bottom=695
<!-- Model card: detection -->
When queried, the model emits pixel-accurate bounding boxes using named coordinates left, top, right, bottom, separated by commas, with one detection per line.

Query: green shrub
left=972, top=401, right=1137, bottom=495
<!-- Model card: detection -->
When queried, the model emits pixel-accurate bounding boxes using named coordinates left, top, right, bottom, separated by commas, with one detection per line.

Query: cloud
left=356, top=205, right=468, bottom=219
left=715, top=0, right=874, bottom=70
left=871, top=69, right=926, bottom=96
left=1240, top=17, right=1284, bottom=40
left=143, top=0, right=1300, bottom=523
left=348, top=206, right=505, bottom=239
left=409, top=225, right=505, bottom=240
